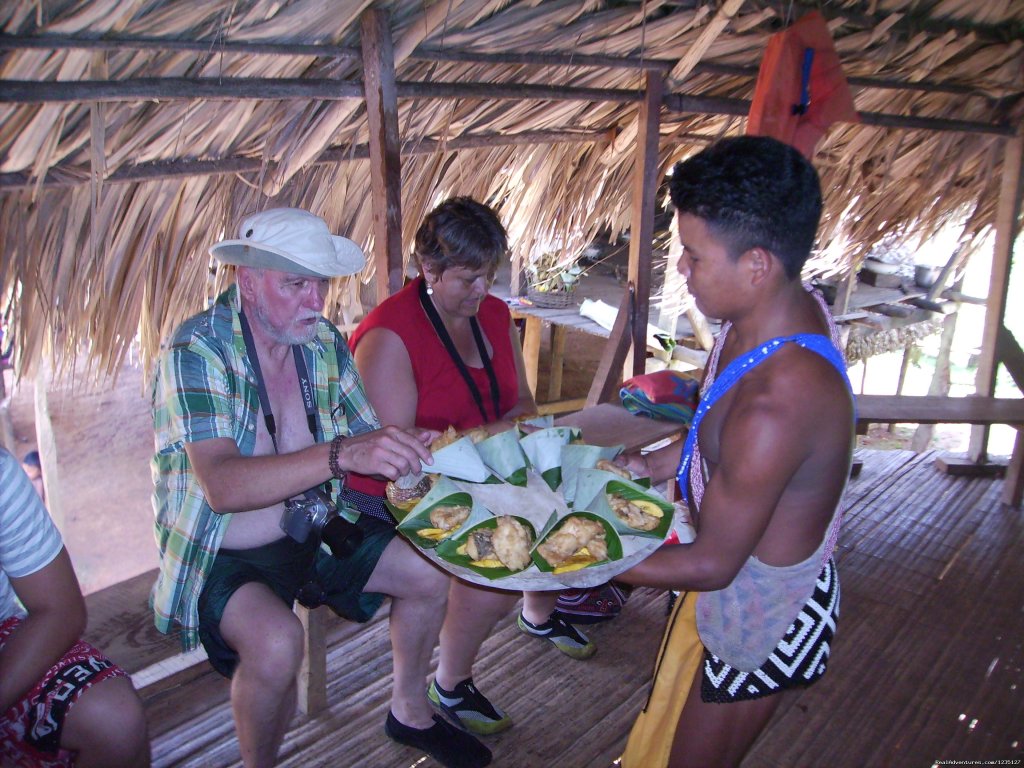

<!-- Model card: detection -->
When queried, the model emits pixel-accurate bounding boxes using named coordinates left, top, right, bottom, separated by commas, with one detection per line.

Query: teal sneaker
left=427, top=678, right=513, bottom=735
left=517, top=612, right=596, bottom=660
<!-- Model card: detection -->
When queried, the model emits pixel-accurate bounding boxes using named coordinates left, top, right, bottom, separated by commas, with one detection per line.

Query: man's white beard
left=251, top=296, right=319, bottom=346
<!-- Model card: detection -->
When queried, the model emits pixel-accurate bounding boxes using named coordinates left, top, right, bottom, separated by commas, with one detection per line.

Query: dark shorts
left=701, top=558, right=840, bottom=703
left=197, top=514, right=397, bottom=678
left=0, top=616, right=128, bottom=767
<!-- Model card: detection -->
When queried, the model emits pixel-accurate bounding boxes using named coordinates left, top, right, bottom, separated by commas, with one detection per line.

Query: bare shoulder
left=749, top=342, right=849, bottom=417
left=721, top=343, right=851, bottom=457
left=354, top=326, right=409, bottom=364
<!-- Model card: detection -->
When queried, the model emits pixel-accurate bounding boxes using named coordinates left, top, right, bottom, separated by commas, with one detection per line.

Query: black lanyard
left=418, top=278, right=501, bottom=423
left=239, top=311, right=319, bottom=452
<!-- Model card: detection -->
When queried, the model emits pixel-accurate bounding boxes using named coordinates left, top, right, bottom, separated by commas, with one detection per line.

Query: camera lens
left=320, top=516, right=363, bottom=559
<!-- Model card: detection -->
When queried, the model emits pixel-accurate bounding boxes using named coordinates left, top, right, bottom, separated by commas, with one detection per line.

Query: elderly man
left=150, top=208, right=491, bottom=768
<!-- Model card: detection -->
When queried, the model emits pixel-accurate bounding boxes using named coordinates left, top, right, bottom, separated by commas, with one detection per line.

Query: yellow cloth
left=621, top=591, right=704, bottom=768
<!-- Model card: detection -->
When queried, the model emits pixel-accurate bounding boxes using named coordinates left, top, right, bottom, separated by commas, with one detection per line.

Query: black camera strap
left=417, top=278, right=501, bottom=423
left=238, top=310, right=326, bottom=499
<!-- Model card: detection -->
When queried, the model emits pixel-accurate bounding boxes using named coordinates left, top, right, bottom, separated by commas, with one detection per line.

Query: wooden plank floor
left=143, top=449, right=1024, bottom=767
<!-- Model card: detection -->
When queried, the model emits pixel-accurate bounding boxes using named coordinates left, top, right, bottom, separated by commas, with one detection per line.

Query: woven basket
left=527, top=287, right=577, bottom=308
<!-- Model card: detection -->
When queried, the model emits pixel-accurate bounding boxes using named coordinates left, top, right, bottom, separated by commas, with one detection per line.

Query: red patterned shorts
left=0, top=616, right=128, bottom=768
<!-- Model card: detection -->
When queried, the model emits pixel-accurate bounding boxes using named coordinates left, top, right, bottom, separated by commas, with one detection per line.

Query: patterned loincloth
left=0, top=616, right=128, bottom=768
left=701, top=559, right=839, bottom=703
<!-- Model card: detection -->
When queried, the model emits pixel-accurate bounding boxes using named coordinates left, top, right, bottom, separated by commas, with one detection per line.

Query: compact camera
left=280, top=487, right=363, bottom=559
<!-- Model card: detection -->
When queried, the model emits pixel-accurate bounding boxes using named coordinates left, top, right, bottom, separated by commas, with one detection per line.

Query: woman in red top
left=348, top=197, right=596, bottom=737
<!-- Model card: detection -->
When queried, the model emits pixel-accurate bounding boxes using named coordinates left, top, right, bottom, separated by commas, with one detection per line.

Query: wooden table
left=509, top=297, right=611, bottom=402
left=555, top=402, right=686, bottom=453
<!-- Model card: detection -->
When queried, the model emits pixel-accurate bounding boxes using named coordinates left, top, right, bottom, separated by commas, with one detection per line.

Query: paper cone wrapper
left=559, top=443, right=623, bottom=504
left=422, top=436, right=490, bottom=482
left=397, top=477, right=484, bottom=548
left=519, top=427, right=577, bottom=490
left=517, top=414, right=554, bottom=431
left=578, top=471, right=674, bottom=539
left=475, top=429, right=529, bottom=486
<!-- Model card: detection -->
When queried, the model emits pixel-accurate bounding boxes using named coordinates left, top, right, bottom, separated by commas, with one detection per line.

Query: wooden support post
left=361, top=9, right=403, bottom=303
left=295, top=605, right=327, bottom=716
left=889, top=340, right=914, bottom=433
left=1003, top=429, right=1024, bottom=507
left=0, top=367, right=15, bottom=453
left=33, top=368, right=63, bottom=530
left=547, top=325, right=566, bottom=402
left=521, top=317, right=542, bottom=398
left=626, top=72, right=663, bottom=378
left=970, top=132, right=1023, bottom=462
left=586, top=285, right=634, bottom=407
left=996, top=325, right=1024, bottom=392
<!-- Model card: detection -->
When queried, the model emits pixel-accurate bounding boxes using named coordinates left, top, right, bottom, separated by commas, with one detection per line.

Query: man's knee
left=221, top=586, right=307, bottom=684
left=236, top=614, right=306, bottom=683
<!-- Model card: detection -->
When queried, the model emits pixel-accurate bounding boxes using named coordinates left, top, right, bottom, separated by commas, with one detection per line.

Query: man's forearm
left=616, top=542, right=733, bottom=592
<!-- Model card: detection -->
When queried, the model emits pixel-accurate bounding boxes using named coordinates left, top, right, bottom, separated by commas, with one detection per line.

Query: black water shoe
left=385, top=710, right=492, bottom=768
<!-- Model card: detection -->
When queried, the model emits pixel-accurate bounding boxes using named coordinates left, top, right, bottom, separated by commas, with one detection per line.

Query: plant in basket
left=526, top=251, right=587, bottom=308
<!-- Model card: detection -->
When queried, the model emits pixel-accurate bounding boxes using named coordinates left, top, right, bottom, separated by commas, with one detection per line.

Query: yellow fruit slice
left=469, top=558, right=504, bottom=568
left=552, top=546, right=598, bottom=574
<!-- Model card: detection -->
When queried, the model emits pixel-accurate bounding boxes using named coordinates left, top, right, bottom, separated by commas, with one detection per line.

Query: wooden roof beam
left=0, top=32, right=361, bottom=59
left=662, top=92, right=1015, bottom=136
left=2, top=34, right=1004, bottom=101
left=0, top=128, right=613, bottom=190
left=755, top=0, right=1024, bottom=45
left=2, top=76, right=1009, bottom=135
left=0, top=78, right=642, bottom=104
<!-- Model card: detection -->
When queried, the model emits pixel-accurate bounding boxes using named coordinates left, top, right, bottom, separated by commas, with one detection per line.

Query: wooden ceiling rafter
left=0, top=32, right=1010, bottom=101
left=0, top=128, right=614, bottom=191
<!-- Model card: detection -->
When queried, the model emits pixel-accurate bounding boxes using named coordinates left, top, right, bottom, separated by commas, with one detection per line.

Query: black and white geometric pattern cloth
left=701, top=558, right=840, bottom=703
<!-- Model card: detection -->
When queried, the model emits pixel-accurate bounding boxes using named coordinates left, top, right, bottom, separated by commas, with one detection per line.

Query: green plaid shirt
left=150, top=286, right=380, bottom=650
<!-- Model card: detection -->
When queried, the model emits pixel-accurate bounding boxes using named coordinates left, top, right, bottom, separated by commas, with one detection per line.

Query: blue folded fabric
left=619, top=370, right=699, bottom=424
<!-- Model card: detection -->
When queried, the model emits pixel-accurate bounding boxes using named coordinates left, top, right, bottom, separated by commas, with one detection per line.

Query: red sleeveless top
left=347, top=277, right=520, bottom=496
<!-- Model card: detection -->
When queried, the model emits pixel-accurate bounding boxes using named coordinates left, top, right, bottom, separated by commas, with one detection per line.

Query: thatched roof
left=1, top=0, right=1022, bottom=379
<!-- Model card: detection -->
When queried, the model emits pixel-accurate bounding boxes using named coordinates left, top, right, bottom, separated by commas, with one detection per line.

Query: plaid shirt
left=150, top=286, right=380, bottom=650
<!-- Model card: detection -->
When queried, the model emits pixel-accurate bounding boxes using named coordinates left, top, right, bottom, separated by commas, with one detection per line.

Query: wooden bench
left=82, top=567, right=331, bottom=715
left=855, top=394, right=1024, bottom=506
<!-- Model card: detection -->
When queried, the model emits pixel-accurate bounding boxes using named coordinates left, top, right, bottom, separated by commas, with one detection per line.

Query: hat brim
left=209, top=236, right=366, bottom=278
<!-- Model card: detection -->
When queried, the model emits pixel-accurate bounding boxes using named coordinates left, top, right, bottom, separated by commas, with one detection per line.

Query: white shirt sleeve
left=0, top=450, right=64, bottom=620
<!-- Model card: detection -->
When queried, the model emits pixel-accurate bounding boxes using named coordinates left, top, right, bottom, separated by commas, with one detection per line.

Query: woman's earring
left=426, top=282, right=434, bottom=295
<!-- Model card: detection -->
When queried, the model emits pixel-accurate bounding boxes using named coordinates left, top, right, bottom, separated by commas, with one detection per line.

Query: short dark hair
left=668, top=136, right=822, bottom=279
left=414, top=196, right=508, bottom=275
left=22, top=450, right=41, bottom=468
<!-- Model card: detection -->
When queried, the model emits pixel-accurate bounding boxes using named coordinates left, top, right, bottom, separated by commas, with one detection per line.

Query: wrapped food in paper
left=385, top=473, right=434, bottom=519
left=475, top=429, right=530, bottom=486
left=422, top=435, right=490, bottom=482
left=519, top=426, right=579, bottom=490
left=559, top=443, right=624, bottom=504
left=575, top=468, right=674, bottom=539
left=396, top=477, right=488, bottom=548
left=436, top=515, right=538, bottom=579
left=531, top=511, right=623, bottom=575
left=517, top=414, right=554, bottom=431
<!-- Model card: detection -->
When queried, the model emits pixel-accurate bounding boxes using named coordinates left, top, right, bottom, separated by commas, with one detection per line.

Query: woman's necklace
left=418, top=279, right=501, bottom=423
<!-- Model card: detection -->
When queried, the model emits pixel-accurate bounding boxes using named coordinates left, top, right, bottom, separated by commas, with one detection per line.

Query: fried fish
left=607, top=493, right=662, bottom=531
left=462, top=516, right=533, bottom=571
left=537, top=516, right=608, bottom=571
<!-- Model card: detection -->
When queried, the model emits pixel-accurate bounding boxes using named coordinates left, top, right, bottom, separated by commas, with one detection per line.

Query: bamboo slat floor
left=142, top=449, right=1023, bottom=767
